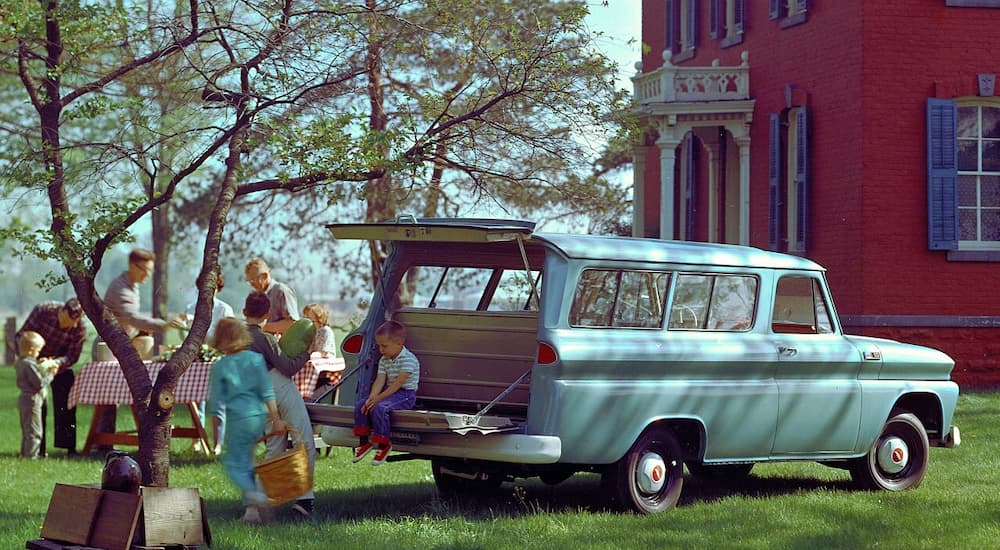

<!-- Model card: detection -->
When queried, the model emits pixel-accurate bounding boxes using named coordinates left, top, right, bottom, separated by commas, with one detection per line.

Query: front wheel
left=603, top=428, right=684, bottom=514
left=850, top=412, right=929, bottom=491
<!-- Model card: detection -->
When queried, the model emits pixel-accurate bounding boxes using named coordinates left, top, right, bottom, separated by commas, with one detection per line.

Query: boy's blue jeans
left=354, top=389, right=416, bottom=443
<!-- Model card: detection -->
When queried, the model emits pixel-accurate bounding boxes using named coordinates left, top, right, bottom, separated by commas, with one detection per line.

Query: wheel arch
left=622, top=417, right=706, bottom=464
left=890, top=392, right=945, bottom=445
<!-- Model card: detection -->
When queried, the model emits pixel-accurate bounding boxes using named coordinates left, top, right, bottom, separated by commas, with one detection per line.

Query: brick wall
left=858, top=326, right=1000, bottom=389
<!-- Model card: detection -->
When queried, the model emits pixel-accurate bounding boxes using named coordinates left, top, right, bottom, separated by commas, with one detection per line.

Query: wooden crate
left=36, top=484, right=205, bottom=550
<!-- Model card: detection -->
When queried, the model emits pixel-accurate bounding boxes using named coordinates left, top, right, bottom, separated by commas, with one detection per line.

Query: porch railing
left=632, top=50, right=750, bottom=104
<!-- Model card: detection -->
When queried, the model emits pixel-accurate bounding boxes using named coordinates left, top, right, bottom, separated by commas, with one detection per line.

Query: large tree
left=0, top=0, right=626, bottom=485
left=177, top=0, right=633, bottom=287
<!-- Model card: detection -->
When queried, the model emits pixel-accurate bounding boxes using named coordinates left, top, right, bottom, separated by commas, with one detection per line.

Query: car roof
left=327, top=217, right=824, bottom=272
left=533, top=232, right=823, bottom=271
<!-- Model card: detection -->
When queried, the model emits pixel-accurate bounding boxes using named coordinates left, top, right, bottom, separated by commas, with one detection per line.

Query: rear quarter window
left=569, top=269, right=670, bottom=328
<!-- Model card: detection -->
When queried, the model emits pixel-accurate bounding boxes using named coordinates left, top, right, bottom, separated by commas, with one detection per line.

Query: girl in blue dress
left=207, top=317, right=286, bottom=524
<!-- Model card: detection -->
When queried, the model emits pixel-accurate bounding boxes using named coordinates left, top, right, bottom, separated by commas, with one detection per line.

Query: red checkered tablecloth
left=69, top=361, right=213, bottom=408
left=69, top=356, right=345, bottom=408
left=299, top=356, right=346, bottom=397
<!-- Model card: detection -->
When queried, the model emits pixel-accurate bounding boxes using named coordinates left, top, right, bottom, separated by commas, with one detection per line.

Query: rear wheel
left=603, top=428, right=684, bottom=514
left=431, top=459, right=504, bottom=495
left=850, top=413, right=929, bottom=491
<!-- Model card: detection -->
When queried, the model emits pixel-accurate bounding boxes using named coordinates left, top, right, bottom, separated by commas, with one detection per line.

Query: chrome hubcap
left=637, top=452, right=667, bottom=494
left=876, top=436, right=909, bottom=474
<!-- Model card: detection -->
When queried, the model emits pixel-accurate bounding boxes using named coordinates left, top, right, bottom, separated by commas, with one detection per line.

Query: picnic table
left=69, top=356, right=345, bottom=455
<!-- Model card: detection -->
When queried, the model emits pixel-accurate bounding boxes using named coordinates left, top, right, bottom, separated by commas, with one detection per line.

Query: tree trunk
left=151, top=206, right=172, bottom=351
left=364, top=2, right=396, bottom=285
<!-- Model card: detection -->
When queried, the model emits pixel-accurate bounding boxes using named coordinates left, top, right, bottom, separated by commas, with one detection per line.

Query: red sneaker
left=352, top=442, right=374, bottom=463
left=372, top=443, right=391, bottom=465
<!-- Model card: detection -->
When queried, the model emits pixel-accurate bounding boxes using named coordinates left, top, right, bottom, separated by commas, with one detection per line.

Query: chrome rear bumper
left=320, top=425, right=562, bottom=464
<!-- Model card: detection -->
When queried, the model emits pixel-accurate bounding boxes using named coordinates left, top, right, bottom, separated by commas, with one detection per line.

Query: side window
left=707, top=275, right=757, bottom=330
left=669, top=273, right=757, bottom=331
left=772, top=276, right=833, bottom=334
left=669, top=274, right=711, bottom=329
left=569, top=269, right=669, bottom=328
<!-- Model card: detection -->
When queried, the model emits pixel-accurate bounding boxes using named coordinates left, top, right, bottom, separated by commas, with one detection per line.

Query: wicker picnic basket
left=253, top=428, right=312, bottom=506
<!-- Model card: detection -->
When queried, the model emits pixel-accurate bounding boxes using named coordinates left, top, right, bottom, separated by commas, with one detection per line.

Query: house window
left=957, top=103, right=1000, bottom=246
left=665, top=0, right=698, bottom=62
left=710, top=0, right=746, bottom=47
left=768, top=108, right=810, bottom=254
left=926, top=98, right=1000, bottom=254
left=769, top=0, right=808, bottom=28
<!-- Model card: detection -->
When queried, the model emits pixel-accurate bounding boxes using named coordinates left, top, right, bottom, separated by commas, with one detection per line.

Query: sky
left=584, top=1, right=643, bottom=91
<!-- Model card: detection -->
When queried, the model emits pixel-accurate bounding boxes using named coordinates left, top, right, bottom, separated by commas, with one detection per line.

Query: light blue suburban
left=308, top=217, right=960, bottom=513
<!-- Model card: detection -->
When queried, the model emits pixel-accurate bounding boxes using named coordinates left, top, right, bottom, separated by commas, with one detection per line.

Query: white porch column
left=631, top=146, right=647, bottom=237
left=737, top=137, right=751, bottom=245
left=656, top=119, right=681, bottom=240
left=696, top=129, right=720, bottom=243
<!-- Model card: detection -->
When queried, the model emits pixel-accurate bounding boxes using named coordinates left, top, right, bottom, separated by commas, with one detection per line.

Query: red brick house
left=633, top=0, right=1000, bottom=387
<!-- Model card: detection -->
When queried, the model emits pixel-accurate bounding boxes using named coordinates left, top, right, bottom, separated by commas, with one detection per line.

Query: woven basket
left=253, top=428, right=312, bottom=506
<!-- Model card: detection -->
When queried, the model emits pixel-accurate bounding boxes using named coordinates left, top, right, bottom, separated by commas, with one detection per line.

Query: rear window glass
left=401, top=266, right=540, bottom=311
left=668, top=273, right=757, bottom=331
left=569, top=269, right=670, bottom=328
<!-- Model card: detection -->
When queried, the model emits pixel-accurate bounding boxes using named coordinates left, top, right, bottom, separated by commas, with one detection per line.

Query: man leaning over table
left=244, top=291, right=316, bottom=519
left=244, top=257, right=299, bottom=335
left=15, top=298, right=86, bottom=457
left=95, top=248, right=186, bottom=452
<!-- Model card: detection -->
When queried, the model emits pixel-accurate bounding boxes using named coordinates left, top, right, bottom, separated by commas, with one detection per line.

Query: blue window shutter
left=685, top=133, right=696, bottom=240
left=927, top=98, right=958, bottom=250
left=769, top=0, right=781, bottom=20
left=794, top=108, right=809, bottom=253
left=710, top=0, right=720, bottom=39
left=735, top=0, right=746, bottom=32
left=769, top=113, right=782, bottom=250
left=686, top=0, right=698, bottom=48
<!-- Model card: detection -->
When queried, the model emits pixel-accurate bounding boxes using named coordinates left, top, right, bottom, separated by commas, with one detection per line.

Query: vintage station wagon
left=308, top=217, right=961, bottom=513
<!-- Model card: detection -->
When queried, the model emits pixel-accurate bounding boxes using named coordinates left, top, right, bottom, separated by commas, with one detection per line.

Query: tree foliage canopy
left=0, top=0, right=632, bottom=484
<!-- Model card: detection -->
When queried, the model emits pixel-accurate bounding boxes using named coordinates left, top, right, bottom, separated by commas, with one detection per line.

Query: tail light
left=342, top=334, right=364, bottom=354
left=537, top=342, right=558, bottom=365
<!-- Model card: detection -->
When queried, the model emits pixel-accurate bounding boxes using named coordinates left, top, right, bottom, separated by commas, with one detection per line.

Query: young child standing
left=353, top=320, right=420, bottom=465
left=15, top=331, right=58, bottom=459
left=206, top=317, right=287, bottom=524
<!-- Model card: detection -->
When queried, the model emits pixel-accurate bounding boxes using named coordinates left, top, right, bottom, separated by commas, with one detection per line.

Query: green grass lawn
left=0, top=363, right=996, bottom=549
